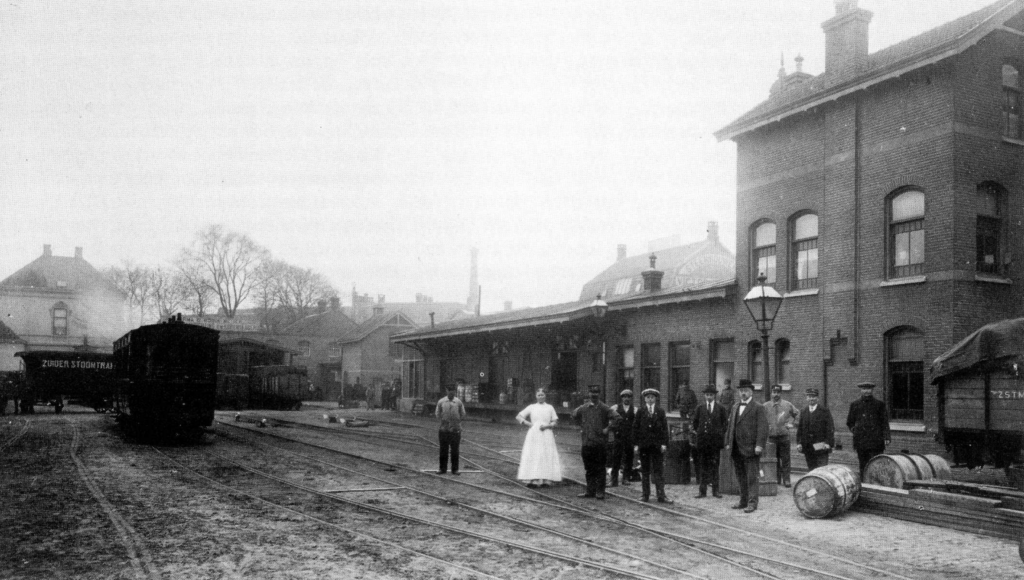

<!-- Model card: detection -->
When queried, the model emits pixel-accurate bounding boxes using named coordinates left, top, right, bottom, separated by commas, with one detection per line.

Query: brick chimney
left=43, top=244, right=52, bottom=257
left=373, top=305, right=385, bottom=316
left=822, top=0, right=872, bottom=78
left=617, top=244, right=627, bottom=262
left=74, top=247, right=83, bottom=259
left=330, top=296, right=340, bottom=310
left=707, top=221, right=719, bottom=243
left=317, top=299, right=327, bottom=314
left=641, top=253, right=664, bottom=292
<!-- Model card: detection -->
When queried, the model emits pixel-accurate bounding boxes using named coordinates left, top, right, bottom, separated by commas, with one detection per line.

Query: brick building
left=715, top=0, right=1024, bottom=446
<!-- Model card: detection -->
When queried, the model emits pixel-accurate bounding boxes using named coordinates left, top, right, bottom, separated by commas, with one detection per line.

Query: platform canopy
left=930, top=317, right=1024, bottom=382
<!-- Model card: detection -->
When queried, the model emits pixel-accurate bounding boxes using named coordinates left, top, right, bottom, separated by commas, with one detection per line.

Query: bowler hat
left=641, top=388, right=660, bottom=398
left=619, top=389, right=634, bottom=398
left=805, top=388, right=819, bottom=397
left=857, top=382, right=875, bottom=389
left=703, top=384, right=718, bottom=394
left=737, top=379, right=754, bottom=390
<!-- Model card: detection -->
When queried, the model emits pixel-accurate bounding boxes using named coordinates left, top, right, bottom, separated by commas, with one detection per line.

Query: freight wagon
left=216, top=365, right=308, bottom=410
left=15, top=351, right=116, bottom=413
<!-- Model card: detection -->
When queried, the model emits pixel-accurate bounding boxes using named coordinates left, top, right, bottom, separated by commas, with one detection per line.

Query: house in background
left=0, top=245, right=128, bottom=353
left=0, top=320, right=25, bottom=376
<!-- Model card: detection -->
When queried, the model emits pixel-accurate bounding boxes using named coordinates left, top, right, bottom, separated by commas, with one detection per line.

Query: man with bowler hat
left=633, top=388, right=673, bottom=503
left=797, top=387, right=835, bottom=471
left=691, top=383, right=728, bottom=498
left=572, top=385, right=620, bottom=499
left=609, top=389, right=637, bottom=487
left=724, top=379, right=768, bottom=513
left=846, top=382, right=890, bottom=476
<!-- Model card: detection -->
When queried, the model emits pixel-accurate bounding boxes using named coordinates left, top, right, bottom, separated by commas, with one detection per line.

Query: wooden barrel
left=863, top=453, right=952, bottom=489
left=793, top=464, right=861, bottom=519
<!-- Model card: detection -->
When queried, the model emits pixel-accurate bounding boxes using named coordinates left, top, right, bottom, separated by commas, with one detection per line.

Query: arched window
left=52, top=302, right=69, bottom=336
left=752, top=222, right=777, bottom=285
left=977, top=182, right=1004, bottom=275
left=886, top=327, right=924, bottom=421
left=775, top=339, right=791, bottom=385
left=889, top=189, right=925, bottom=278
left=791, top=213, right=818, bottom=290
left=1003, top=64, right=1021, bottom=139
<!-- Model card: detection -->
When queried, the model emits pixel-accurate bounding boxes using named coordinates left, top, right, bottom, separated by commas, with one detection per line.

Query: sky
left=0, top=0, right=1003, bottom=313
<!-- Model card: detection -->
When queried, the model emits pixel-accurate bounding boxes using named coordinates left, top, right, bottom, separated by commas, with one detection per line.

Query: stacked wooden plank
left=852, top=479, right=1024, bottom=540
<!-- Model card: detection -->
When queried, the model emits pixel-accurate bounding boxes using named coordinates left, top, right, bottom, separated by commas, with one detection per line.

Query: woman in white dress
left=516, top=389, right=563, bottom=488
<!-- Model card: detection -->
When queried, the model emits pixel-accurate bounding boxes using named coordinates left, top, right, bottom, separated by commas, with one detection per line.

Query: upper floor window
left=752, top=222, right=777, bottom=285
left=328, top=343, right=341, bottom=359
left=52, top=302, right=68, bottom=336
left=887, top=327, right=924, bottom=422
left=298, top=340, right=311, bottom=357
left=889, top=189, right=925, bottom=278
left=977, top=182, right=1004, bottom=275
left=791, top=213, right=819, bottom=290
left=1003, top=64, right=1021, bottom=139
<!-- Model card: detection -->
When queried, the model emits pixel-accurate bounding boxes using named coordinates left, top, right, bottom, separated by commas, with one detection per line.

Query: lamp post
left=589, top=295, right=610, bottom=399
left=743, top=274, right=784, bottom=401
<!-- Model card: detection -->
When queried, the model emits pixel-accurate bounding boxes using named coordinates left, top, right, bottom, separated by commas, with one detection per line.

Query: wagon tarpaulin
left=930, top=317, right=1024, bottom=382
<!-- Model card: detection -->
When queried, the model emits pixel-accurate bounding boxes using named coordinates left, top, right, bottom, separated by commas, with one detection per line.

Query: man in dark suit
left=632, top=388, right=673, bottom=504
left=691, top=383, right=728, bottom=499
left=724, top=379, right=768, bottom=513
left=846, top=382, right=890, bottom=476
left=609, top=389, right=637, bottom=487
left=797, top=387, right=835, bottom=471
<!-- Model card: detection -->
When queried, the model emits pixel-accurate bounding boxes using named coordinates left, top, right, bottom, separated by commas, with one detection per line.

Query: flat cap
left=857, top=382, right=875, bottom=389
left=641, top=388, right=660, bottom=398
left=588, top=385, right=602, bottom=394
left=620, top=389, right=634, bottom=398
left=771, top=384, right=782, bottom=392
left=737, top=379, right=755, bottom=390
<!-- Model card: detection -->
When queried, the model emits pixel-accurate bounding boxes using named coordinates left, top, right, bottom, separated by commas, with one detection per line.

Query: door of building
left=551, top=351, right=578, bottom=408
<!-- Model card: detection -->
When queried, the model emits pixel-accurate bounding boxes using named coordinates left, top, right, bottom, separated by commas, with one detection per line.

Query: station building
left=397, top=0, right=1024, bottom=450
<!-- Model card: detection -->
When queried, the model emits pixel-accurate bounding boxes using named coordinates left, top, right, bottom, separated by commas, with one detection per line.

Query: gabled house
left=0, top=320, right=25, bottom=375
left=0, top=245, right=128, bottom=352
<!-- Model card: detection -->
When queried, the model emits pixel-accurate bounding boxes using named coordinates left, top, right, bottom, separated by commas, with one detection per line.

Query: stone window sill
left=880, top=275, right=927, bottom=287
left=890, top=422, right=926, bottom=433
left=1002, top=137, right=1024, bottom=147
left=975, top=273, right=1012, bottom=285
left=784, top=288, right=819, bottom=298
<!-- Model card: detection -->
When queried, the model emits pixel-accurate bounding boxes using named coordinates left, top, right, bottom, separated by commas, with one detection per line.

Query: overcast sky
left=0, top=0, right=1000, bottom=313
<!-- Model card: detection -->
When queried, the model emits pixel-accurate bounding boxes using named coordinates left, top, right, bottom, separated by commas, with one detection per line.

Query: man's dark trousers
left=438, top=430, right=461, bottom=473
left=732, top=447, right=760, bottom=507
left=581, top=443, right=607, bottom=496
left=639, top=446, right=667, bottom=500
left=770, top=435, right=791, bottom=485
left=694, top=447, right=720, bottom=494
left=857, top=446, right=884, bottom=476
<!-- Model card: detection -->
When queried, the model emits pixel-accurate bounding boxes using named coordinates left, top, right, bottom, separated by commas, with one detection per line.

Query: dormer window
left=1003, top=64, right=1021, bottom=139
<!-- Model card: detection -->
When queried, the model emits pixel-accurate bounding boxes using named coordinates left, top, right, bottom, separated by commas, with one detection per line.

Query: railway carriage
left=15, top=351, right=116, bottom=413
left=215, top=365, right=308, bottom=410
left=113, top=314, right=219, bottom=440
left=931, top=317, right=1024, bottom=469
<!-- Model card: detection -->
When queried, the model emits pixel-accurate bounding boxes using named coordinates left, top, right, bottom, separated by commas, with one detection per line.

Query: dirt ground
left=2, top=405, right=1023, bottom=579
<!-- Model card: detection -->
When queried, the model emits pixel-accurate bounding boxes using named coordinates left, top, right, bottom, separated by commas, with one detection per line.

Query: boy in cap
left=846, top=382, right=890, bottom=476
left=632, top=388, right=673, bottom=503
left=763, top=384, right=798, bottom=487
left=609, top=389, right=637, bottom=487
left=724, top=379, right=768, bottom=513
left=797, top=387, right=835, bottom=471
left=691, top=383, right=728, bottom=498
left=572, top=385, right=620, bottom=499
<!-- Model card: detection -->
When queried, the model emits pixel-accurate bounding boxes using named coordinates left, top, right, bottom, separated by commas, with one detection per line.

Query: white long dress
left=516, top=403, right=563, bottom=483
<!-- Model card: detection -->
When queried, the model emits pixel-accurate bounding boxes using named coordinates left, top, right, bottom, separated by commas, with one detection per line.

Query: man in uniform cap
left=724, top=379, right=769, bottom=513
left=632, top=388, right=673, bottom=503
left=609, top=389, right=637, bottom=487
left=691, top=383, right=728, bottom=498
left=846, top=382, right=890, bottom=476
left=797, top=387, right=835, bottom=471
left=763, top=384, right=798, bottom=487
left=572, top=385, right=620, bottom=499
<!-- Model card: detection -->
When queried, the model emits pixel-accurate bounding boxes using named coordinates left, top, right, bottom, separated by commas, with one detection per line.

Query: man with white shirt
left=797, top=387, right=835, bottom=471
left=724, top=379, right=768, bottom=513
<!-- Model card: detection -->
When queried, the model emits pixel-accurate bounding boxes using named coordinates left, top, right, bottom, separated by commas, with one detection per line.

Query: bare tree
left=278, top=263, right=337, bottom=325
left=251, top=259, right=287, bottom=333
left=175, top=255, right=215, bottom=317
left=150, top=266, right=190, bottom=320
left=103, top=261, right=154, bottom=327
left=182, top=225, right=269, bottom=318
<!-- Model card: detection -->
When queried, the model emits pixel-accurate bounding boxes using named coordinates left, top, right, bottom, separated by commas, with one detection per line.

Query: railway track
left=0, top=417, right=31, bottom=453
left=215, top=417, right=916, bottom=580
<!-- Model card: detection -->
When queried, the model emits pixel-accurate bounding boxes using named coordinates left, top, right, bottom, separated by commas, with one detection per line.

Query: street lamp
left=589, top=294, right=609, bottom=319
left=743, top=273, right=784, bottom=400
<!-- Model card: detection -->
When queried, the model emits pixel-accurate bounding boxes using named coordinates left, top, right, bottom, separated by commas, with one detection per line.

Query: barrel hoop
left=919, top=454, right=940, bottom=478
left=898, top=452, right=924, bottom=479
